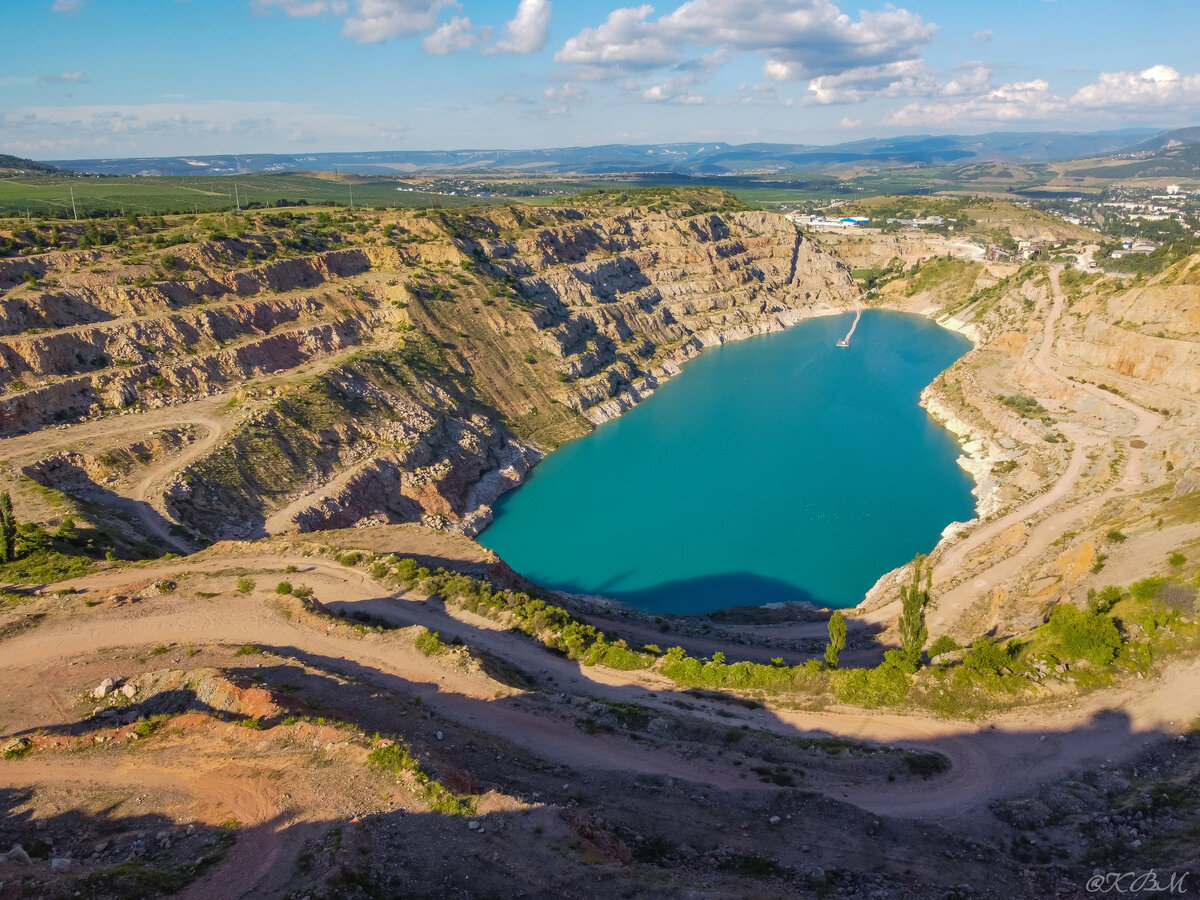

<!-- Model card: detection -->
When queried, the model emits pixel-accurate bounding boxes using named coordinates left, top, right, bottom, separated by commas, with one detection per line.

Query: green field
left=0, top=170, right=864, bottom=219
left=0, top=174, right=492, bottom=218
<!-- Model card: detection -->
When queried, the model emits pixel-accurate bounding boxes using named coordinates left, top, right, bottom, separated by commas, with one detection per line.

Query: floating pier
left=837, top=306, right=862, bottom=348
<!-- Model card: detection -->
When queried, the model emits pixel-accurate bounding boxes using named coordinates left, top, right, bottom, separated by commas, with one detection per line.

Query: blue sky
left=3, top=0, right=1199, bottom=159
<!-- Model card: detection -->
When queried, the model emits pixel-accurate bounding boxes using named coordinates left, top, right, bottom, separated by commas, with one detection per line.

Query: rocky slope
left=855, top=243, right=1200, bottom=640
left=0, top=196, right=856, bottom=545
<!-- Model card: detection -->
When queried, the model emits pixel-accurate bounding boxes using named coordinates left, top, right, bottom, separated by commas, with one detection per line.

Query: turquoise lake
left=479, top=310, right=975, bottom=614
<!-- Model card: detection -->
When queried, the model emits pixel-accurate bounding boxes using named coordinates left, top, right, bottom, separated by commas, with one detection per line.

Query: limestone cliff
left=0, top=197, right=855, bottom=544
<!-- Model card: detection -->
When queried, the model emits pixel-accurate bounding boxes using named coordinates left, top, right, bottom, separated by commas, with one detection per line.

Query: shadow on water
left=546, top=570, right=830, bottom=616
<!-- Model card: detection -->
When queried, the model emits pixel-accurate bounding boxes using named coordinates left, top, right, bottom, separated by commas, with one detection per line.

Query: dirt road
left=917, top=266, right=1165, bottom=634
left=7, top=552, right=1198, bottom=820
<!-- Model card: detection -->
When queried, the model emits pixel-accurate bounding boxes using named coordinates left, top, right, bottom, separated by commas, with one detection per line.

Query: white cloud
left=729, top=81, right=791, bottom=107
left=491, top=0, right=552, bottom=55
left=556, top=0, right=937, bottom=85
left=51, top=0, right=85, bottom=13
left=0, top=100, right=406, bottom=157
left=252, top=0, right=346, bottom=16
left=642, top=79, right=708, bottom=105
left=342, top=0, right=454, bottom=42
left=880, top=63, right=1200, bottom=129
left=1071, top=64, right=1200, bottom=109
left=422, top=16, right=491, bottom=54
left=972, top=28, right=993, bottom=42
left=534, top=82, right=590, bottom=118
left=838, top=117, right=861, bottom=128
left=555, top=5, right=676, bottom=76
left=804, top=59, right=935, bottom=105
left=544, top=82, right=589, bottom=104
left=884, top=79, right=1064, bottom=127
left=40, top=72, right=88, bottom=84
left=941, top=61, right=991, bottom=97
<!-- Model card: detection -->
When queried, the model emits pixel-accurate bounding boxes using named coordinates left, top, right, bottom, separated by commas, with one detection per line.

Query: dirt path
left=837, top=298, right=862, bottom=347
left=127, top=411, right=228, bottom=551
left=3, top=756, right=312, bottom=900
left=132, top=414, right=227, bottom=507
left=6, top=548, right=1200, bottom=893
left=262, top=458, right=373, bottom=535
left=0, top=394, right=233, bottom=469
left=915, top=266, right=1165, bottom=634
left=9, top=554, right=1200, bottom=818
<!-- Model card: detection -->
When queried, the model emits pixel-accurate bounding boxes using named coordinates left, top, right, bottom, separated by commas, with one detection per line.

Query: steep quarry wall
left=1, top=202, right=857, bottom=546
left=172, top=205, right=853, bottom=542
left=1054, top=260, right=1199, bottom=381
left=461, top=208, right=856, bottom=423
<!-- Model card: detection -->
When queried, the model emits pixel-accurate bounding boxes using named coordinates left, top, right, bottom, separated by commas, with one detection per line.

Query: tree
left=898, top=554, right=931, bottom=663
left=825, top=610, right=846, bottom=669
left=0, top=492, right=16, bottom=563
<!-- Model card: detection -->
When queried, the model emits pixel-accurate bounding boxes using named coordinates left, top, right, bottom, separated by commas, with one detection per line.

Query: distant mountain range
left=21, top=126, right=1195, bottom=179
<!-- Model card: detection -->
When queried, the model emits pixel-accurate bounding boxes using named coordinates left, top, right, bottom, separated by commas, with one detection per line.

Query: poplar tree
left=898, top=554, right=931, bottom=664
left=825, top=610, right=846, bottom=669
left=0, top=492, right=17, bottom=563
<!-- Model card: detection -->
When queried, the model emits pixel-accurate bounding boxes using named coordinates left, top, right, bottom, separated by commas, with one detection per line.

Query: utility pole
left=70, top=186, right=78, bottom=222
left=349, top=180, right=354, bottom=210
left=234, top=181, right=241, bottom=213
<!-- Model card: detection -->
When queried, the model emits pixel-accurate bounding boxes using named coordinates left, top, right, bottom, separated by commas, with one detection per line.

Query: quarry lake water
left=479, top=310, right=975, bottom=614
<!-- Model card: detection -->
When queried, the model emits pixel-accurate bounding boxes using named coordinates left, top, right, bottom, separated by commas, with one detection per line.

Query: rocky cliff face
left=1, top=199, right=855, bottom=545
left=449, top=208, right=854, bottom=423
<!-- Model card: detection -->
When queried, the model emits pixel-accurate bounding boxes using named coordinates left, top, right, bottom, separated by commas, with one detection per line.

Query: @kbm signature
left=1087, top=871, right=1190, bottom=894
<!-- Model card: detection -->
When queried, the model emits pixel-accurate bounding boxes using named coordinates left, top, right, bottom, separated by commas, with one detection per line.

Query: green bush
left=1087, top=585, right=1123, bottom=613
left=2, top=739, right=32, bottom=760
left=832, top=662, right=910, bottom=707
left=583, top=642, right=653, bottom=670
left=235, top=577, right=255, bottom=594
left=1046, top=604, right=1122, bottom=665
left=275, top=581, right=293, bottom=595
left=393, top=557, right=419, bottom=586
left=414, top=628, right=446, bottom=657
left=367, top=743, right=474, bottom=816
left=1130, top=577, right=1167, bottom=602
left=928, top=635, right=960, bottom=657
left=660, top=645, right=818, bottom=692
left=999, top=394, right=1048, bottom=418
left=962, top=636, right=1009, bottom=674
left=825, top=610, right=846, bottom=668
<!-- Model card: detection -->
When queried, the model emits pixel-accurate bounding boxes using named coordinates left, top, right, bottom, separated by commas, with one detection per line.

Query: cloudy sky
left=3, top=0, right=1199, bottom=159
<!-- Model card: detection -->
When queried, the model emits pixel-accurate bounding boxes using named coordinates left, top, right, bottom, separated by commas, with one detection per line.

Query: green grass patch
left=367, top=743, right=474, bottom=816
left=414, top=627, right=447, bottom=657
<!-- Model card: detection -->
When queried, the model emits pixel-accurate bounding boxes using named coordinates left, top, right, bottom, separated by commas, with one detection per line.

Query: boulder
left=2, top=736, right=32, bottom=757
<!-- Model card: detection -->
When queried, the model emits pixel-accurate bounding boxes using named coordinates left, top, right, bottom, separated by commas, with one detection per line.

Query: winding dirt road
left=4, top=551, right=1198, bottom=826
left=922, top=266, right=1165, bottom=633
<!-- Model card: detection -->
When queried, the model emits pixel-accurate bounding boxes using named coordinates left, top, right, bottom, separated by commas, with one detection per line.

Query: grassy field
left=0, top=171, right=860, bottom=218
left=0, top=174, right=491, bottom=217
